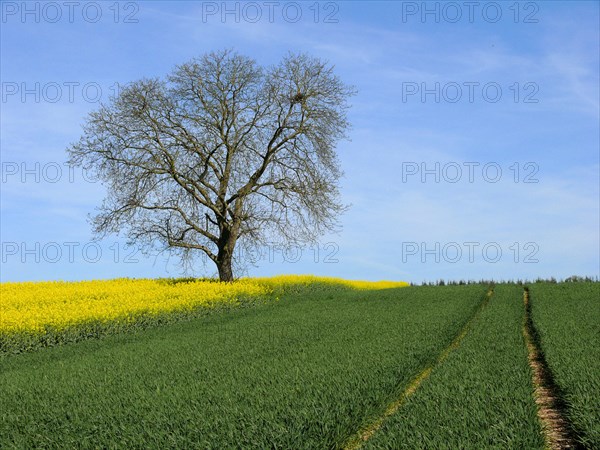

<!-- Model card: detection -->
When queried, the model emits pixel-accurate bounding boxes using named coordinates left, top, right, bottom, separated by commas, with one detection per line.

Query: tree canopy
left=68, top=50, right=355, bottom=281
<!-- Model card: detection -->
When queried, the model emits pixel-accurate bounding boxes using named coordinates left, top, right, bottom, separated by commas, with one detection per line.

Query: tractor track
left=342, top=286, right=495, bottom=450
left=522, top=287, right=584, bottom=450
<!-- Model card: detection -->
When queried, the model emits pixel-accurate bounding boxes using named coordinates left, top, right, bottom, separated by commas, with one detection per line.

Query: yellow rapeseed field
left=0, top=276, right=408, bottom=336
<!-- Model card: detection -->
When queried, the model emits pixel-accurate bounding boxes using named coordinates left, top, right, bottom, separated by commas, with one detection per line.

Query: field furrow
left=343, top=286, right=493, bottom=449
left=361, top=284, right=544, bottom=449
left=528, top=283, right=600, bottom=448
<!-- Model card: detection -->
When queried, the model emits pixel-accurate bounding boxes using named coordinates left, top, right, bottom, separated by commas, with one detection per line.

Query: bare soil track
left=523, top=287, right=584, bottom=450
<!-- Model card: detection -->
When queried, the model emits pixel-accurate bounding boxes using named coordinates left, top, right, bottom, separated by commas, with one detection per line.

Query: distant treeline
left=413, top=275, right=598, bottom=286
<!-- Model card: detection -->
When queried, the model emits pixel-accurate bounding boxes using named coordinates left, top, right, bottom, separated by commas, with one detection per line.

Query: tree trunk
left=216, top=215, right=241, bottom=282
left=216, top=226, right=236, bottom=282
left=216, top=252, right=234, bottom=282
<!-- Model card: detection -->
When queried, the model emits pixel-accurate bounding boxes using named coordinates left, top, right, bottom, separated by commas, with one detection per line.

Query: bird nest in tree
left=291, top=92, right=305, bottom=103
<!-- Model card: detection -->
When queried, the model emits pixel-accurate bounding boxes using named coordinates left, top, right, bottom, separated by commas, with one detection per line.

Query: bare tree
left=68, top=50, right=355, bottom=281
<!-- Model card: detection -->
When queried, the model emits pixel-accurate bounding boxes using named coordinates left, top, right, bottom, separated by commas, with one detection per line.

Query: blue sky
left=1, top=1, right=598, bottom=283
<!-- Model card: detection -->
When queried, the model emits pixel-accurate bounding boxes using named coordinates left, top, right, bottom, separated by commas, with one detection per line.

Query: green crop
left=362, top=284, right=544, bottom=449
left=0, top=285, right=485, bottom=449
left=529, top=282, right=600, bottom=447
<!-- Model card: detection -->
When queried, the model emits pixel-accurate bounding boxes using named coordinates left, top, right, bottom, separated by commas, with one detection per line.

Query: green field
left=1, top=281, right=598, bottom=448
left=529, top=282, right=600, bottom=448
left=362, top=284, right=543, bottom=449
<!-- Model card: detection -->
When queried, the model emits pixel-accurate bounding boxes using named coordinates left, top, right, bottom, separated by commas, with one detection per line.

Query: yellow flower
left=0, top=276, right=408, bottom=335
